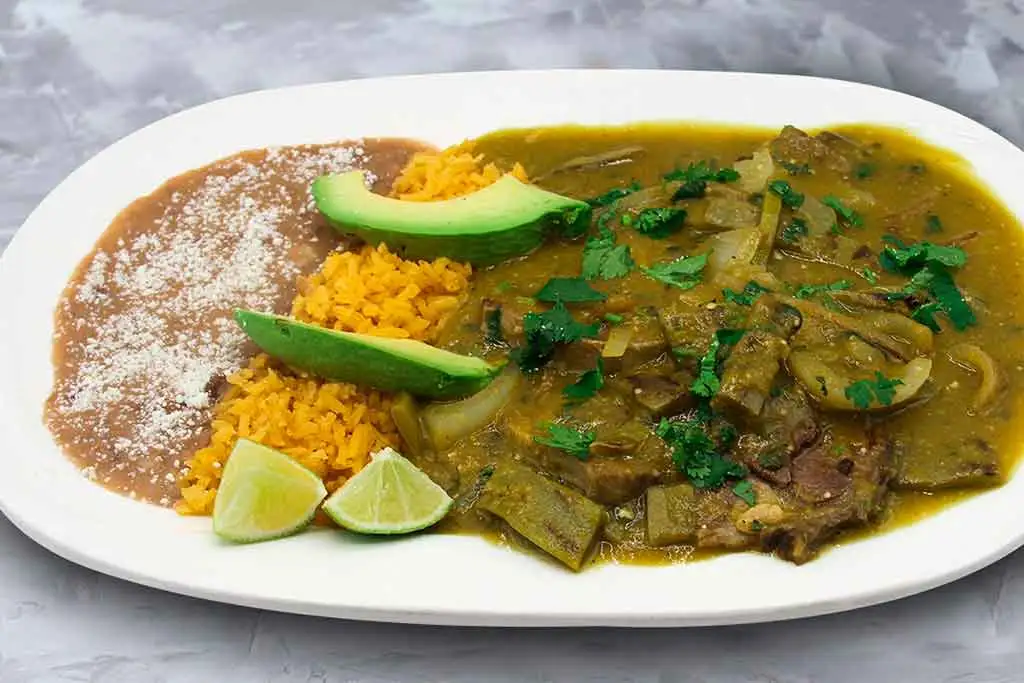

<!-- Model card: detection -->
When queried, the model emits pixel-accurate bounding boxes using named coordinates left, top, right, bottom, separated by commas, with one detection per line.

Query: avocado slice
left=234, top=310, right=500, bottom=399
left=311, top=171, right=590, bottom=265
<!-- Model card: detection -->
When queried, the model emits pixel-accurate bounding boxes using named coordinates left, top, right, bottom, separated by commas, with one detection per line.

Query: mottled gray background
left=3, top=0, right=1024, bottom=681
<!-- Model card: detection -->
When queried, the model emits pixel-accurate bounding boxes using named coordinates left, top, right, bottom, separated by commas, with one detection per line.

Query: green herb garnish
left=767, top=179, right=805, bottom=208
left=723, top=281, right=770, bottom=306
left=844, top=372, right=903, bottom=409
left=633, top=207, right=687, bottom=239
left=641, top=252, right=709, bottom=291
left=855, top=162, right=876, bottom=179
left=534, top=423, right=595, bottom=460
left=511, top=301, right=600, bottom=372
left=587, top=181, right=641, bottom=207
left=535, top=277, right=607, bottom=304
left=732, top=480, right=757, bottom=506
left=781, top=217, right=809, bottom=243
left=860, top=267, right=879, bottom=285
left=581, top=226, right=636, bottom=281
left=691, top=328, right=746, bottom=399
left=664, top=161, right=740, bottom=200
left=925, top=214, right=943, bottom=234
left=822, top=195, right=863, bottom=229
left=793, top=279, right=852, bottom=299
left=563, top=358, right=604, bottom=404
left=757, top=452, right=783, bottom=471
left=879, top=236, right=974, bottom=331
left=656, top=417, right=746, bottom=489
left=603, top=312, right=624, bottom=325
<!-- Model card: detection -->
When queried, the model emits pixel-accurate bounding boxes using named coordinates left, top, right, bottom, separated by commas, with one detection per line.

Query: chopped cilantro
left=767, top=179, right=805, bottom=208
left=860, top=267, right=879, bottom=285
left=641, top=252, right=709, bottom=291
left=484, top=307, right=503, bottom=346
left=603, top=312, right=624, bottom=325
left=879, top=236, right=974, bottom=331
left=822, top=195, right=863, bottom=229
left=925, top=214, right=943, bottom=234
left=510, top=301, right=600, bottom=372
left=779, top=160, right=811, bottom=176
left=691, top=328, right=746, bottom=399
left=581, top=227, right=636, bottom=281
left=656, top=417, right=746, bottom=489
left=908, top=162, right=927, bottom=175
left=732, top=480, right=757, bottom=506
left=633, top=207, right=687, bottom=239
left=620, top=213, right=634, bottom=227
left=534, top=423, right=594, bottom=460
left=535, top=277, right=607, bottom=304
left=664, top=161, right=740, bottom=200
left=793, top=279, right=852, bottom=299
left=750, top=520, right=766, bottom=532
left=757, top=452, right=783, bottom=471
left=781, top=217, right=809, bottom=243
left=855, top=162, right=876, bottom=179
left=844, top=371, right=904, bottom=409
left=723, top=281, right=770, bottom=306
left=563, top=358, right=604, bottom=404
left=551, top=205, right=593, bottom=240
left=587, top=181, right=641, bottom=207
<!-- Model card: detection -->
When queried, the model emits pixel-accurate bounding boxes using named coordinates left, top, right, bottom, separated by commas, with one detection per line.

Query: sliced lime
left=322, top=447, right=453, bottom=534
left=212, top=439, right=328, bottom=543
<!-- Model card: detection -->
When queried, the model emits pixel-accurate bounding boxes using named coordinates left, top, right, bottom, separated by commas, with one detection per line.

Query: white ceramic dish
left=1, top=69, right=1022, bottom=627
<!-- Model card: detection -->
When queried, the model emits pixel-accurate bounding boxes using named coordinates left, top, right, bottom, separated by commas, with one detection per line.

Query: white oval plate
left=1, top=70, right=1022, bottom=627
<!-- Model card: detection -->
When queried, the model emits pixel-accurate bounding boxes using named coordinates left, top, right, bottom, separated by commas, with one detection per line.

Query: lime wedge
left=212, top=439, right=328, bottom=543
left=322, top=447, right=453, bottom=534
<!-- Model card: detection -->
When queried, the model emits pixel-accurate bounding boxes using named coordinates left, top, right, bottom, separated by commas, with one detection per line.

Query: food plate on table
left=2, top=69, right=1024, bottom=626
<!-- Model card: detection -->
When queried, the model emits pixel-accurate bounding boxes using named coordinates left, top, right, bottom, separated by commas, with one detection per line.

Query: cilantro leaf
left=535, top=277, right=607, bottom=304
left=581, top=227, right=635, bottom=281
left=587, top=181, right=641, bottom=207
left=860, top=267, right=879, bottom=285
left=691, top=328, right=745, bottom=399
left=641, top=252, right=709, bottom=290
left=879, top=236, right=967, bottom=271
left=879, top=237, right=974, bottom=331
left=510, top=301, right=600, bottom=372
left=603, top=312, right=624, bottom=325
left=793, top=280, right=852, bottom=299
left=534, top=423, right=595, bottom=460
left=664, top=161, right=740, bottom=200
left=855, top=162, right=876, bottom=179
left=563, top=358, right=604, bottom=404
left=732, top=480, right=757, bottom=506
left=767, top=179, right=805, bottom=208
left=633, top=207, right=687, bottom=239
left=844, top=371, right=904, bottom=409
left=549, top=205, right=593, bottom=240
left=926, top=214, right=943, bottom=234
left=821, top=195, right=863, bottom=229
left=781, top=217, right=809, bottom=243
left=656, top=417, right=746, bottom=489
left=723, top=281, right=770, bottom=306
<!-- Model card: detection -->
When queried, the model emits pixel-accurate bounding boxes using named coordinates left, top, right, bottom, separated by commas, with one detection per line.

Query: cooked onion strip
left=789, top=352, right=932, bottom=411
left=421, top=368, right=521, bottom=451
left=949, top=343, right=1003, bottom=412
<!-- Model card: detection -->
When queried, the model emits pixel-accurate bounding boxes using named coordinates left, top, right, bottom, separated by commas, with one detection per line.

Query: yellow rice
left=390, top=141, right=528, bottom=201
left=175, top=146, right=501, bottom=515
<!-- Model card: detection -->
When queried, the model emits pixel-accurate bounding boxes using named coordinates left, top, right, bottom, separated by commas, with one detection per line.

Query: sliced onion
left=705, top=228, right=760, bottom=276
left=421, top=367, right=521, bottom=451
left=789, top=351, right=932, bottom=412
left=734, top=148, right=775, bottom=193
left=949, top=343, right=1003, bottom=412
left=798, top=195, right=837, bottom=237
left=705, top=197, right=759, bottom=229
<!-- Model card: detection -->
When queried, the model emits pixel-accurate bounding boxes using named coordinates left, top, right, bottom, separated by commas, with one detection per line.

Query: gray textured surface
left=4, top=0, right=1024, bottom=681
